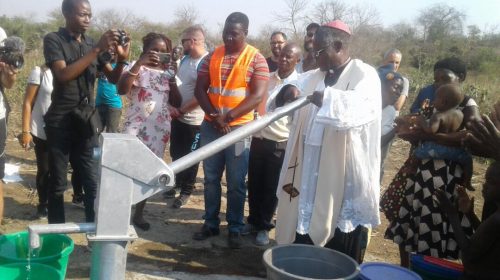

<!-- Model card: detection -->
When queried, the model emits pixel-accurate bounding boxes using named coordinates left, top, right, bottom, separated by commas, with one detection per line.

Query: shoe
left=255, top=230, right=270, bottom=246
left=72, top=194, right=84, bottom=209
left=133, top=219, right=151, bottom=231
left=192, top=225, right=219, bottom=240
left=241, top=223, right=257, bottom=236
left=163, top=188, right=176, bottom=199
left=36, top=205, right=48, bottom=219
left=172, top=194, right=190, bottom=209
left=228, top=231, right=243, bottom=249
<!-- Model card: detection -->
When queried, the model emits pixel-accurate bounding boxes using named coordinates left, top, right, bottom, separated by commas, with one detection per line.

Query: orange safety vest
left=207, top=44, right=258, bottom=126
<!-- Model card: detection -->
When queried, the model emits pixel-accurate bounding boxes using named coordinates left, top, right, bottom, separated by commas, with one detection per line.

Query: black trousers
left=45, top=126, right=98, bottom=223
left=0, top=118, right=6, bottom=179
left=247, top=137, right=287, bottom=231
left=32, top=135, right=50, bottom=206
left=294, top=225, right=369, bottom=264
left=169, top=119, right=201, bottom=195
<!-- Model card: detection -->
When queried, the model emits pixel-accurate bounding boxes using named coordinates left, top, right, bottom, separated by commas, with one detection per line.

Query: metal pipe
left=28, top=223, right=96, bottom=249
left=169, top=96, right=311, bottom=175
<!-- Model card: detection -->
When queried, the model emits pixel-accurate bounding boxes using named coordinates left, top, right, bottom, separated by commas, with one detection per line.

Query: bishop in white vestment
left=275, top=20, right=382, bottom=263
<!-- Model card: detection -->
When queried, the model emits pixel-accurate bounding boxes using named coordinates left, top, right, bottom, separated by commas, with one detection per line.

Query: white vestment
left=275, top=59, right=382, bottom=246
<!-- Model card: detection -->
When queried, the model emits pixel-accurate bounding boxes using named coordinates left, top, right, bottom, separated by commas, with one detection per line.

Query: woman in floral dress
left=118, top=32, right=181, bottom=230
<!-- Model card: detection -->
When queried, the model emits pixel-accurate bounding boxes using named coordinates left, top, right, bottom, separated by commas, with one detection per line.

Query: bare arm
left=225, top=77, right=267, bottom=122
left=101, top=42, right=131, bottom=84
left=117, top=51, right=159, bottom=95
left=463, top=105, right=481, bottom=127
left=419, top=114, right=441, bottom=134
left=179, top=97, right=200, bottom=114
left=20, top=84, right=38, bottom=149
left=168, top=80, right=182, bottom=108
left=393, top=94, right=407, bottom=112
left=50, top=30, right=118, bottom=83
left=194, top=73, right=215, bottom=114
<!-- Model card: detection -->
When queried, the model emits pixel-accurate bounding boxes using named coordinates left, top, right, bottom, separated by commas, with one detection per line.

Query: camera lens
left=117, top=29, right=129, bottom=46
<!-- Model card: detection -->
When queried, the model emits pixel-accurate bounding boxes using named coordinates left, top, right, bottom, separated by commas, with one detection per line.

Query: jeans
left=169, top=119, right=201, bottom=196
left=380, top=136, right=394, bottom=182
left=247, top=137, right=287, bottom=231
left=32, top=135, right=50, bottom=206
left=45, top=126, right=98, bottom=223
left=97, top=105, right=122, bottom=133
left=200, top=121, right=250, bottom=233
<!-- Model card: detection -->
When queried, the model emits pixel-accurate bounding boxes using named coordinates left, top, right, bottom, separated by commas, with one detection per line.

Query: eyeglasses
left=314, top=47, right=328, bottom=58
left=181, top=38, right=197, bottom=44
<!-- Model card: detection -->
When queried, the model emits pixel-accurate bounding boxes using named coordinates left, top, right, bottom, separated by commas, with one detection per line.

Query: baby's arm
left=419, top=114, right=442, bottom=134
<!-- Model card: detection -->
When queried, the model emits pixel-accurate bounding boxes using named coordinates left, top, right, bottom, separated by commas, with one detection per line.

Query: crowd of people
left=0, top=0, right=499, bottom=279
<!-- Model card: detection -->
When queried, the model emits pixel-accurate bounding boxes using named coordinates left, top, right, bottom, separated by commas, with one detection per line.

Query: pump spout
left=28, top=223, right=96, bottom=249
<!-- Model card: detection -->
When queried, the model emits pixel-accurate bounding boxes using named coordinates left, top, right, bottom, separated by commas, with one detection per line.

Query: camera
left=117, top=29, right=129, bottom=46
left=158, top=53, right=171, bottom=64
left=0, top=49, right=24, bottom=69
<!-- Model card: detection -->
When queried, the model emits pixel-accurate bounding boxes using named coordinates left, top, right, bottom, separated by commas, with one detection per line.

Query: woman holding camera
left=118, top=32, right=181, bottom=230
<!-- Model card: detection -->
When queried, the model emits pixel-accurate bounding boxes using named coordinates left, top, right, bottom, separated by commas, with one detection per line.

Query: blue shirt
left=410, top=84, right=435, bottom=114
left=96, top=63, right=122, bottom=108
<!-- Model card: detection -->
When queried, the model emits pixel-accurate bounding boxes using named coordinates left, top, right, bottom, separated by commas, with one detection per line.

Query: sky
left=1, top=0, right=499, bottom=35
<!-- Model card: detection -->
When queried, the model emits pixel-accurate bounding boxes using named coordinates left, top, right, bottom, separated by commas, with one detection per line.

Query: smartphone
left=157, top=53, right=171, bottom=64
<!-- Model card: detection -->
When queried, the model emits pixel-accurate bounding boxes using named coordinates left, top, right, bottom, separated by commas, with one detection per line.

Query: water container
left=360, top=262, right=422, bottom=280
left=0, top=262, right=61, bottom=280
left=262, top=244, right=360, bottom=280
left=410, top=254, right=463, bottom=280
left=0, top=231, right=74, bottom=280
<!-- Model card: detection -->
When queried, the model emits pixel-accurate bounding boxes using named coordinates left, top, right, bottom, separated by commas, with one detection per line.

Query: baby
left=414, top=84, right=473, bottom=189
left=436, top=162, right=500, bottom=280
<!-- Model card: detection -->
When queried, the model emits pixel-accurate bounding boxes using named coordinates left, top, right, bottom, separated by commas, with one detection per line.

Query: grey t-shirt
left=176, top=53, right=207, bottom=125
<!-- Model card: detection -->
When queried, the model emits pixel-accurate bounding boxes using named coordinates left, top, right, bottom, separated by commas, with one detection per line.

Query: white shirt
left=254, top=70, right=299, bottom=142
left=177, top=53, right=208, bottom=125
left=28, top=66, right=53, bottom=140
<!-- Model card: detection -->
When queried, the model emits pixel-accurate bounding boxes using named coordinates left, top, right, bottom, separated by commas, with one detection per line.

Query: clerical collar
left=325, top=57, right=351, bottom=87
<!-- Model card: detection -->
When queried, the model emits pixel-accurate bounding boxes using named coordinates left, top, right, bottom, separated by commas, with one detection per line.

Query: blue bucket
left=360, top=262, right=422, bottom=280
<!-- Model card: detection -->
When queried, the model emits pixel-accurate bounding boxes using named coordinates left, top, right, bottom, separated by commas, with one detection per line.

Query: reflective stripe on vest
left=207, top=44, right=258, bottom=126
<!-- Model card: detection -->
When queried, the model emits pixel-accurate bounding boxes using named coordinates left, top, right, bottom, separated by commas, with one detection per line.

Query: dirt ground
left=0, top=131, right=488, bottom=279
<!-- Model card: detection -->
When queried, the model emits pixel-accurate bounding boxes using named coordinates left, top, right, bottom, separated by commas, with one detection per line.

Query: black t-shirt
left=43, top=27, right=97, bottom=128
left=266, top=56, right=278, bottom=73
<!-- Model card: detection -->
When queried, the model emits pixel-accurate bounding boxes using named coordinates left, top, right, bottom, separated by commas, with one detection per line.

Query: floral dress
left=122, top=64, right=172, bottom=157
